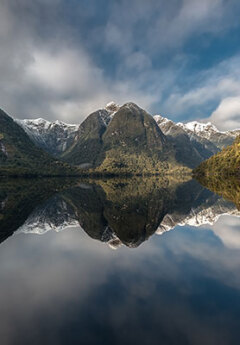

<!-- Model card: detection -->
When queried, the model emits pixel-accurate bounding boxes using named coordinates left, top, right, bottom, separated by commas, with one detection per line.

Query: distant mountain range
left=17, top=102, right=240, bottom=169
left=1, top=101, right=240, bottom=176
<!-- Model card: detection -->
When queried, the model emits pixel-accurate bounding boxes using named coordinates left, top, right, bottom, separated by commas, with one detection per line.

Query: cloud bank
left=0, top=0, right=240, bottom=128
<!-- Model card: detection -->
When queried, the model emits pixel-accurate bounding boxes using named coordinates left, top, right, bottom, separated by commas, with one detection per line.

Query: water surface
left=0, top=177, right=239, bottom=345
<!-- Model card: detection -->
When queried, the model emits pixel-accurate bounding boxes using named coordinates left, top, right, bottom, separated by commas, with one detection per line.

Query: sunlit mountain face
left=0, top=176, right=240, bottom=345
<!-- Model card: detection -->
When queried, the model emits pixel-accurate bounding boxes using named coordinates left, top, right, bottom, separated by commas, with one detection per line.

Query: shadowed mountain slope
left=0, top=109, right=77, bottom=176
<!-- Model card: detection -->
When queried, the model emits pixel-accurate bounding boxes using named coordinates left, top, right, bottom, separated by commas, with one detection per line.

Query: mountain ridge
left=0, top=108, right=78, bottom=176
left=2, top=102, right=240, bottom=176
left=16, top=103, right=240, bottom=170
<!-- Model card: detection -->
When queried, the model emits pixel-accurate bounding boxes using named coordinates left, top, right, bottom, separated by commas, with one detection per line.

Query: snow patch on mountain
left=179, top=121, right=220, bottom=135
left=15, top=118, right=79, bottom=155
left=105, top=101, right=120, bottom=120
left=16, top=118, right=79, bottom=134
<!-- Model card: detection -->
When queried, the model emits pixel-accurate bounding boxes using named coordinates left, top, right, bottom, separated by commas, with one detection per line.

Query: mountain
left=179, top=121, right=240, bottom=149
left=62, top=102, right=189, bottom=175
left=61, top=108, right=113, bottom=168
left=16, top=118, right=79, bottom=156
left=154, top=115, right=240, bottom=167
left=154, top=115, right=217, bottom=168
left=16, top=101, right=119, bottom=159
left=0, top=108, right=77, bottom=176
left=16, top=102, right=240, bottom=172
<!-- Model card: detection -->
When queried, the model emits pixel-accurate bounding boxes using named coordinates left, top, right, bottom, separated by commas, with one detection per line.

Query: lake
left=0, top=177, right=240, bottom=345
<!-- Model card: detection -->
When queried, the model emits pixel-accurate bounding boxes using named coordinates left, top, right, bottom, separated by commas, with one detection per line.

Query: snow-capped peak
left=154, top=114, right=173, bottom=125
left=18, top=118, right=51, bottom=130
left=16, top=118, right=78, bottom=132
left=15, top=117, right=79, bottom=156
left=179, top=121, right=220, bottom=134
left=105, top=101, right=120, bottom=113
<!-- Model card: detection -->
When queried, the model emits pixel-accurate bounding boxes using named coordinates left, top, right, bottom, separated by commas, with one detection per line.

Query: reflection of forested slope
left=194, top=175, right=240, bottom=210
left=193, top=136, right=240, bottom=211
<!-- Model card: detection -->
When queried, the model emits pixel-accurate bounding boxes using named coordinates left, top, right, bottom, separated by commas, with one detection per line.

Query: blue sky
left=0, top=0, right=240, bottom=130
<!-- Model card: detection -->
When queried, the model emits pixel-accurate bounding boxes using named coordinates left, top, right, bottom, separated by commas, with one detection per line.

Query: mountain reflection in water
left=0, top=176, right=239, bottom=248
left=0, top=177, right=240, bottom=345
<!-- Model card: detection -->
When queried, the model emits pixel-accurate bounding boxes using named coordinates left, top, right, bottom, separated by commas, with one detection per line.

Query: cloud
left=0, top=1, right=159, bottom=122
left=0, top=0, right=239, bottom=124
left=104, top=0, right=234, bottom=54
left=161, top=55, right=240, bottom=127
left=208, top=97, right=240, bottom=131
left=210, top=215, right=240, bottom=248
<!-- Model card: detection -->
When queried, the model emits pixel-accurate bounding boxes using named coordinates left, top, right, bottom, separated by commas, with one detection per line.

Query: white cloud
left=209, top=97, right=240, bottom=131
left=27, top=49, right=103, bottom=94
left=25, top=48, right=158, bottom=122
left=161, top=55, right=240, bottom=129
left=210, top=215, right=240, bottom=249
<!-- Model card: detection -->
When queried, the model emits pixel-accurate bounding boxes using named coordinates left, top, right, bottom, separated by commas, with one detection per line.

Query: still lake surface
left=0, top=177, right=240, bottom=345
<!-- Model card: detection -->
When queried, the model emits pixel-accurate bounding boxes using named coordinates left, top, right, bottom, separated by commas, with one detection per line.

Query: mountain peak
left=105, top=101, right=120, bottom=113
left=180, top=121, right=219, bottom=134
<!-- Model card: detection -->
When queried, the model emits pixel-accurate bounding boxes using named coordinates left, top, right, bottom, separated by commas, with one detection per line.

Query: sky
left=0, top=0, right=240, bottom=130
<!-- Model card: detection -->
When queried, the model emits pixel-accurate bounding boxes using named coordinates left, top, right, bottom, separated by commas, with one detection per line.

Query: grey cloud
left=0, top=0, right=239, bottom=125
left=0, top=0, right=161, bottom=122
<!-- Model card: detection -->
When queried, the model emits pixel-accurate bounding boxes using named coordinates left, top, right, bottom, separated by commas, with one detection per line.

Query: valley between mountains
left=0, top=101, right=240, bottom=176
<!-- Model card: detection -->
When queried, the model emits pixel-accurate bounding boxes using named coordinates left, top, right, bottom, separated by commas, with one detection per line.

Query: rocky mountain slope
left=62, top=102, right=184, bottom=174
left=154, top=115, right=240, bottom=167
left=154, top=115, right=217, bottom=168
left=0, top=108, right=77, bottom=176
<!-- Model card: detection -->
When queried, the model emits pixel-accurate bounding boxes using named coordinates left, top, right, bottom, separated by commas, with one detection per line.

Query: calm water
left=0, top=177, right=240, bottom=345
